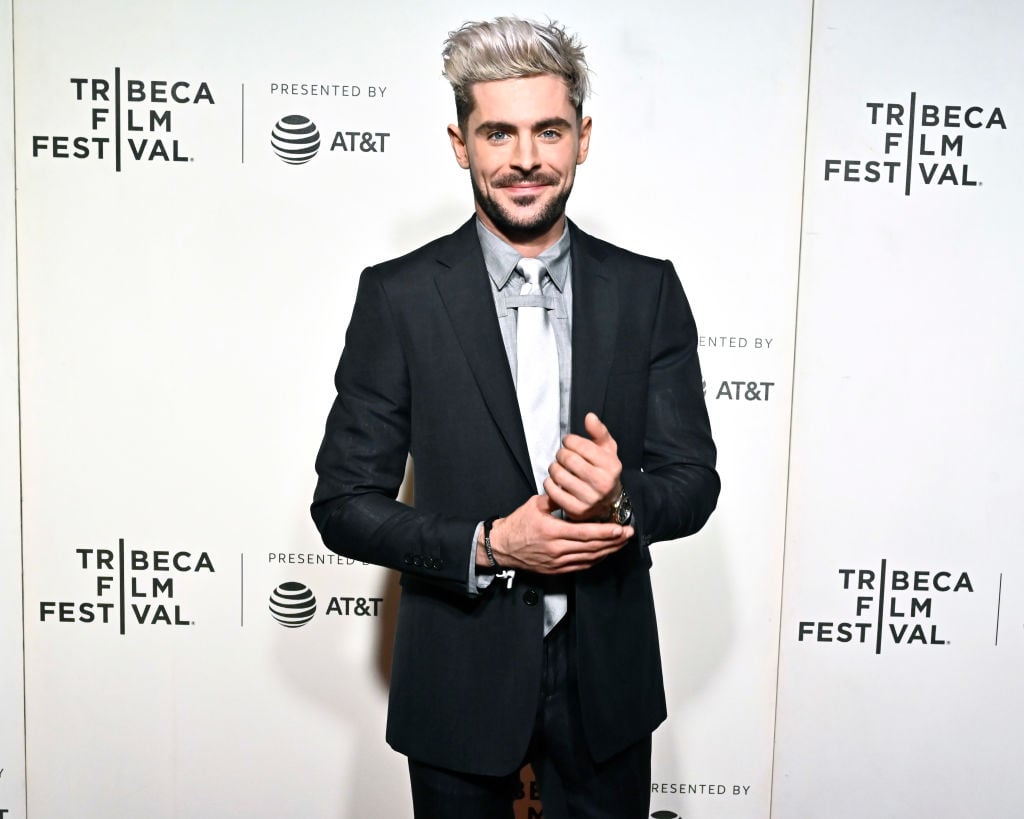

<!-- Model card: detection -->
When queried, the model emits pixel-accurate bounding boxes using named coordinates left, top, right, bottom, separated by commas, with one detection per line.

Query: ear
left=576, top=115, right=593, bottom=165
left=447, top=124, right=470, bottom=169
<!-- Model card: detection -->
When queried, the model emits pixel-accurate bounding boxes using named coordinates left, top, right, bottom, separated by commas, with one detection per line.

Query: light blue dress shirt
left=468, top=219, right=573, bottom=634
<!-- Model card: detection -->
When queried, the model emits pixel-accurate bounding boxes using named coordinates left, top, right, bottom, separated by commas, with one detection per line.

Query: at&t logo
left=270, top=112, right=390, bottom=165
left=268, top=582, right=384, bottom=627
left=271, top=115, right=321, bottom=165
left=269, top=581, right=317, bottom=627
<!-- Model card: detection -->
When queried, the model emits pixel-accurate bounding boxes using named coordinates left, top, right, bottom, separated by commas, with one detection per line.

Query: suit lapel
left=431, top=219, right=620, bottom=486
left=569, top=222, right=618, bottom=435
left=433, top=220, right=536, bottom=490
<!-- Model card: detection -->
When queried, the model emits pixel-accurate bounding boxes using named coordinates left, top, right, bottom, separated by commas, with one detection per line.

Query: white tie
left=515, top=258, right=560, bottom=493
left=515, top=258, right=567, bottom=634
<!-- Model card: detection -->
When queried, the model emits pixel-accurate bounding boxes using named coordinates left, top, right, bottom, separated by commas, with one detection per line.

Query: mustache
left=493, top=173, right=559, bottom=188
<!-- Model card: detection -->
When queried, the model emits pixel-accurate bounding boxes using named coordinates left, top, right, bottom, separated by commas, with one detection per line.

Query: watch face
left=615, top=492, right=632, bottom=524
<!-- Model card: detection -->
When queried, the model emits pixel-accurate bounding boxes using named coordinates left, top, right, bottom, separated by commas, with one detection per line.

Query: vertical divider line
left=903, top=91, right=916, bottom=196
left=994, top=573, right=1003, bottom=646
left=118, top=537, right=126, bottom=635
left=114, top=66, right=122, bottom=172
left=768, top=3, right=816, bottom=817
left=240, top=554, right=245, bottom=627
left=874, top=558, right=887, bottom=654
left=241, top=83, right=245, bottom=163
left=10, top=0, right=30, bottom=813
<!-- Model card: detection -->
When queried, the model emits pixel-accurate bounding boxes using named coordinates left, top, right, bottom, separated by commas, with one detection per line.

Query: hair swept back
left=442, top=17, right=591, bottom=126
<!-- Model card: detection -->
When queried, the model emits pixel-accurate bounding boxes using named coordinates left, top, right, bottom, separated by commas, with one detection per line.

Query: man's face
left=448, top=74, right=592, bottom=249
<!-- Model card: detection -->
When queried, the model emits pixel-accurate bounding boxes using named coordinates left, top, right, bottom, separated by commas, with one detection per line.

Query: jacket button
left=412, top=555, right=423, bottom=567
left=522, top=589, right=539, bottom=606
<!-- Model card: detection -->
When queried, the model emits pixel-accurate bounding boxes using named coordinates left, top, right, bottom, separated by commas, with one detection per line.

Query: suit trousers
left=407, top=601, right=653, bottom=819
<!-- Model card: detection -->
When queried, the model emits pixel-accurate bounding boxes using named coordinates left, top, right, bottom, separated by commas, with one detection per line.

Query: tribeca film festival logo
left=268, top=581, right=383, bottom=628
left=824, top=93, right=1007, bottom=194
left=798, top=559, right=974, bottom=653
left=31, top=69, right=215, bottom=171
left=269, top=113, right=390, bottom=166
left=38, top=538, right=215, bottom=634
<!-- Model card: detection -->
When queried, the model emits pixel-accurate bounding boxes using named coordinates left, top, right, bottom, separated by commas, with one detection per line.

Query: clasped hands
left=479, top=412, right=633, bottom=575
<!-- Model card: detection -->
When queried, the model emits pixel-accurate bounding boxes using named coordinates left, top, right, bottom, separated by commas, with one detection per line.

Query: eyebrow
left=474, top=117, right=574, bottom=136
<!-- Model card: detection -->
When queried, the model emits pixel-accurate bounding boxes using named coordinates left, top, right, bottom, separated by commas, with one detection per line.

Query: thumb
left=585, top=411, right=612, bottom=444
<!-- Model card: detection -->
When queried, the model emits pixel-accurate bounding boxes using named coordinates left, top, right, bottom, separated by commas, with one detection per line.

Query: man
left=312, top=17, right=719, bottom=818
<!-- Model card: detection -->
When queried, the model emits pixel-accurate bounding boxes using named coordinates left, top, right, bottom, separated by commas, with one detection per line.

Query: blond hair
left=442, top=17, right=591, bottom=126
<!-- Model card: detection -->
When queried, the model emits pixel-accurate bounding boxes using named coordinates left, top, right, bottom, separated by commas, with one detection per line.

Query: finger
left=545, top=481, right=615, bottom=526
left=559, top=434, right=605, bottom=465
left=539, top=533, right=633, bottom=573
left=546, top=465, right=602, bottom=506
left=546, top=520, right=633, bottom=544
left=550, top=455, right=618, bottom=507
left=553, top=534, right=632, bottom=556
left=555, top=442, right=608, bottom=481
left=543, top=479, right=591, bottom=519
left=548, top=541, right=630, bottom=572
left=585, top=412, right=612, bottom=445
left=555, top=442, right=592, bottom=470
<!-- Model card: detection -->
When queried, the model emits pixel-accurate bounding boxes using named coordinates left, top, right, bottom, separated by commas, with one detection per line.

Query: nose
left=510, top=135, right=540, bottom=173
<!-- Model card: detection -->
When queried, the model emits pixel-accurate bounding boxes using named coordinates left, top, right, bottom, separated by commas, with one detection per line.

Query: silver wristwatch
left=609, top=487, right=633, bottom=525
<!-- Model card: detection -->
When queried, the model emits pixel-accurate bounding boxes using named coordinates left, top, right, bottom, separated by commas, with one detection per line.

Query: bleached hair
left=442, top=17, right=591, bottom=126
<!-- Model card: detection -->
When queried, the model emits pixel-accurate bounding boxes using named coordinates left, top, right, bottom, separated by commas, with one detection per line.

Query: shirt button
left=522, top=589, right=539, bottom=606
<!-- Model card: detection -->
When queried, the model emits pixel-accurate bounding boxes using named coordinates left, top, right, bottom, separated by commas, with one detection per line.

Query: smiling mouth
left=505, top=184, right=548, bottom=196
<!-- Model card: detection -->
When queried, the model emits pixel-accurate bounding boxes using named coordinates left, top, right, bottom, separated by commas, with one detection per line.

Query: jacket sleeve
left=620, top=261, right=720, bottom=555
left=310, top=268, right=478, bottom=592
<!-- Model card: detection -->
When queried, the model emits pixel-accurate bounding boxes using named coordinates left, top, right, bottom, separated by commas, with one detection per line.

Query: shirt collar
left=475, top=218, right=571, bottom=292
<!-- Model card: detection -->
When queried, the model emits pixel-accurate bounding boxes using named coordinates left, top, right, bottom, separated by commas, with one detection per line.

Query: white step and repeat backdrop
left=6, top=1, right=1021, bottom=817
left=773, top=2, right=1024, bottom=817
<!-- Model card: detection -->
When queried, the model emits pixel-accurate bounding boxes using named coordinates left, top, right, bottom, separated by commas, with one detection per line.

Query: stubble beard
left=471, top=172, right=574, bottom=245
